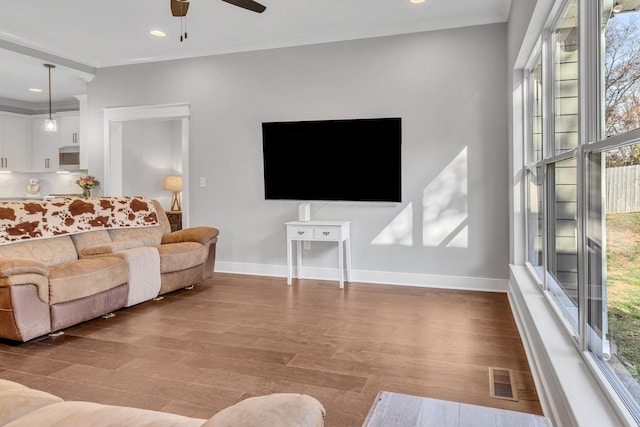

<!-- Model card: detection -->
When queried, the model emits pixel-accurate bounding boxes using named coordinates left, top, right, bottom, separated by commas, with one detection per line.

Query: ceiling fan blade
left=171, top=0, right=189, bottom=17
left=221, top=0, right=266, bottom=13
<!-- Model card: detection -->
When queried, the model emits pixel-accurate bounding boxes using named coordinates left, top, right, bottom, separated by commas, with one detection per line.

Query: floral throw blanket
left=0, top=196, right=159, bottom=245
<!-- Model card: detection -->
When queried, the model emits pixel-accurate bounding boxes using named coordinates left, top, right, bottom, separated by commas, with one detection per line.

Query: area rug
left=362, top=391, right=551, bottom=427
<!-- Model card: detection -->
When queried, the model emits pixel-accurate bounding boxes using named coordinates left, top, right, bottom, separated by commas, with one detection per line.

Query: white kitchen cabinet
left=31, top=113, right=80, bottom=171
left=31, top=118, right=61, bottom=171
left=0, top=115, right=30, bottom=171
left=60, top=115, right=79, bottom=145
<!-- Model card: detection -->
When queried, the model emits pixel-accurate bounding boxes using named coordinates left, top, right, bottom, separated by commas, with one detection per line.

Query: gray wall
left=86, top=23, right=509, bottom=283
left=121, top=119, right=181, bottom=211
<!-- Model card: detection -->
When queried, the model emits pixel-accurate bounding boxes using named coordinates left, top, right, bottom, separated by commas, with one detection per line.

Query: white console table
left=285, top=220, right=351, bottom=289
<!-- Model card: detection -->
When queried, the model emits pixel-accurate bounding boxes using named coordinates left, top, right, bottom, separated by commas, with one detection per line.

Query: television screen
left=262, top=118, right=401, bottom=202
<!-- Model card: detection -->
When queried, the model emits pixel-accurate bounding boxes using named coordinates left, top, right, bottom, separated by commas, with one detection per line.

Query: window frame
left=583, top=133, right=640, bottom=425
left=524, top=42, right=546, bottom=285
left=521, top=0, right=640, bottom=423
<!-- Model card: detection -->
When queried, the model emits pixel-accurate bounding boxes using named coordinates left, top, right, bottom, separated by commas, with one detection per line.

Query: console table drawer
left=314, top=227, right=339, bottom=240
left=287, top=227, right=314, bottom=239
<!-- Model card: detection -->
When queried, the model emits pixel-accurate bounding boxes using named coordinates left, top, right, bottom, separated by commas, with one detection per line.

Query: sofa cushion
left=4, top=401, right=206, bottom=427
left=157, top=242, right=207, bottom=274
left=203, top=393, right=326, bottom=427
left=0, top=379, right=62, bottom=425
left=0, top=236, right=78, bottom=266
left=107, top=200, right=171, bottom=247
left=81, top=240, right=144, bottom=256
left=109, top=226, right=165, bottom=247
left=48, top=257, right=128, bottom=304
left=71, top=230, right=112, bottom=255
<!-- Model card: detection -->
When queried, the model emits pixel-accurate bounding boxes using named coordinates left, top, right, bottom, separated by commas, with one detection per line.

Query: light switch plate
left=199, top=177, right=206, bottom=188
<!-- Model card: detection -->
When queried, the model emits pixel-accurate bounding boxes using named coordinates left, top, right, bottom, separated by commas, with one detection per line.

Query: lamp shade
left=163, top=175, right=183, bottom=192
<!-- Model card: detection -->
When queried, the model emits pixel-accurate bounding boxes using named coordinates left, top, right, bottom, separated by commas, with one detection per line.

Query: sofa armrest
left=81, top=240, right=144, bottom=257
left=202, top=393, right=325, bottom=427
left=0, top=258, right=49, bottom=277
left=0, top=258, right=50, bottom=304
left=162, top=226, right=219, bottom=246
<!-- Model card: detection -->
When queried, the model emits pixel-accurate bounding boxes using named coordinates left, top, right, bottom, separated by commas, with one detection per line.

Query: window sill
left=509, top=264, right=633, bottom=427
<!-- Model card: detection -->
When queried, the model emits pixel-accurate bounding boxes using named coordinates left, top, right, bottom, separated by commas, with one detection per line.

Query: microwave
left=59, top=146, right=80, bottom=170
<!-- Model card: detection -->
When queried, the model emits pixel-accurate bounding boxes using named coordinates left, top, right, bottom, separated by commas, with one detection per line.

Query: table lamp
left=163, top=175, right=183, bottom=211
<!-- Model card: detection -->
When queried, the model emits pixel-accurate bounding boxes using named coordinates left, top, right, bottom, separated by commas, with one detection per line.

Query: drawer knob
left=322, top=231, right=330, bottom=235
left=297, top=231, right=304, bottom=235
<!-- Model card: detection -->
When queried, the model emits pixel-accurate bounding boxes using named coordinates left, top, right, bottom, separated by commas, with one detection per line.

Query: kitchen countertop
left=0, top=194, right=82, bottom=201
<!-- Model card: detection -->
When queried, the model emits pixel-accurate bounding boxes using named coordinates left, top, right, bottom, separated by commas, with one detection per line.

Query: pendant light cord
left=44, top=64, right=55, bottom=120
left=48, top=65, right=52, bottom=120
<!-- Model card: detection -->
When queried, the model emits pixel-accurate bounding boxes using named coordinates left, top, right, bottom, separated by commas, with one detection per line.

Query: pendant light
left=43, top=64, right=57, bottom=132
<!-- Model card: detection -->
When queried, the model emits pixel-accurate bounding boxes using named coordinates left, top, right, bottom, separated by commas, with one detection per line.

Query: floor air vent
left=489, top=367, right=519, bottom=401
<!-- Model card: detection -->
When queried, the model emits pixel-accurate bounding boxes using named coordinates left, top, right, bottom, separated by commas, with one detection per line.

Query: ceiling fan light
left=44, top=119, right=57, bottom=132
left=150, top=30, right=166, bottom=37
left=409, top=0, right=426, bottom=3
left=29, top=88, right=42, bottom=93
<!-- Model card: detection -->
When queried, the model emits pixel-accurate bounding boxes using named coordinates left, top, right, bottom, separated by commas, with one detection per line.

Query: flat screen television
left=262, top=117, right=401, bottom=202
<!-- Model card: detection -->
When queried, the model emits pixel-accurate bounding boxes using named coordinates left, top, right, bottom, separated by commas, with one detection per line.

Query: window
left=526, top=53, right=544, bottom=279
left=603, top=7, right=640, bottom=138
left=546, top=0, right=581, bottom=332
left=582, top=2, right=640, bottom=420
left=522, top=0, right=640, bottom=423
left=530, top=55, right=544, bottom=164
left=587, top=143, right=640, bottom=421
left=553, top=0, right=579, bottom=155
left=526, top=167, right=544, bottom=276
left=547, top=158, right=579, bottom=330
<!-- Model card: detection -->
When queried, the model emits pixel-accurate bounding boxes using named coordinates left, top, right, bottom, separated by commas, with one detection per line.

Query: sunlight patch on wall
left=423, top=147, right=468, bottom=248
left=371, top=202, right=413, bottom=246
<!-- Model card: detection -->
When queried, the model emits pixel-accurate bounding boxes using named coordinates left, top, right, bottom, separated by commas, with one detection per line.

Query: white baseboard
left=215, top=261, right=509, bottom=293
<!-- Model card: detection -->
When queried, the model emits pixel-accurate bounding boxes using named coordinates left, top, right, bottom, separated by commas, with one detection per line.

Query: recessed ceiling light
left=29, top=88, right=42, bottom=93
left=150, top=30, right=166, bottom=37
left=410, top=0, right=426, bottom=3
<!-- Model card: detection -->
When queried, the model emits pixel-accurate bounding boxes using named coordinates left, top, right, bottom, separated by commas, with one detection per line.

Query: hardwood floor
left=0, top=273, right=542, bottom=426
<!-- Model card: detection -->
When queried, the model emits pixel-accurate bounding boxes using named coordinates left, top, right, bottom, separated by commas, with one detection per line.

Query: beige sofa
left=0, top=378, right=326, bottom=426
left=0, top=197, right=219, bottom=342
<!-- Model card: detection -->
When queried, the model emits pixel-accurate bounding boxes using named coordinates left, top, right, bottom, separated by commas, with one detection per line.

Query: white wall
left=86, top=23, right=509, bottom=286
left=121, top=119, right=181, bottom=211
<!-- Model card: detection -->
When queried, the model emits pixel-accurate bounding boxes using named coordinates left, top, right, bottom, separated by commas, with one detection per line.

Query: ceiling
left=0, top=0, right=512, bottom=113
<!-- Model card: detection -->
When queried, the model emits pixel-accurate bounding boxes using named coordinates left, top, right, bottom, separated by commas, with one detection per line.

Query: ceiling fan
left=171, top=0, right=266, bottom=41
